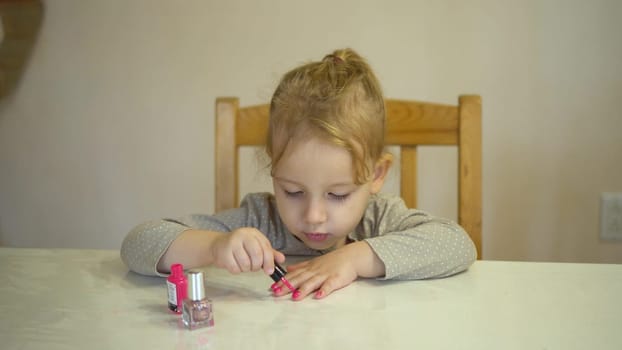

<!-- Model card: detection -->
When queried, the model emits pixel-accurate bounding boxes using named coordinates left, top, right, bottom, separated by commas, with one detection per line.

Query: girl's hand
left=276, top=241, right=385, bottom=300
left=211, top=227, right=285, bottom=275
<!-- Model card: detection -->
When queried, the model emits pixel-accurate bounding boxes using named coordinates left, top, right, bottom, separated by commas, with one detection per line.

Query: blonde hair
left=266, top=48, right=385, bottom=184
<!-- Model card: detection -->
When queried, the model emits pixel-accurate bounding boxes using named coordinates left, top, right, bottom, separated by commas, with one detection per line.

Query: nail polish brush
left=269, top=262, right=296, bottom=292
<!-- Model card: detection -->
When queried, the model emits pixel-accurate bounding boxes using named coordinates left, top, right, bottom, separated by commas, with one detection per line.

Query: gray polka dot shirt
left=120, top=192, right=476, bottom=280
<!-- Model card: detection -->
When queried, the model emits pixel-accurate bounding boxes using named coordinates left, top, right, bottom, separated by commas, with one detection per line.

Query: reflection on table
left=0, top=248, right=620, bottom=350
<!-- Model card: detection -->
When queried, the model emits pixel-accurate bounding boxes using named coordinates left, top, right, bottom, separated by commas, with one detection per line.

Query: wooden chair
left=215, top=95, right=482, bottom=258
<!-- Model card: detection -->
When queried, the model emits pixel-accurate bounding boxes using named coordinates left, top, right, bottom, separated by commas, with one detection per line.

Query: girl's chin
left=304, top=241, right=334, bottom=250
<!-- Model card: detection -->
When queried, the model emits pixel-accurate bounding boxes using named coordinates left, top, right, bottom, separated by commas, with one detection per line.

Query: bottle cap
left=187, top=270, right=206, bottom=301
left=170, top=263, right=184, bottom=278
left=269, top=262, right=287, bottom=282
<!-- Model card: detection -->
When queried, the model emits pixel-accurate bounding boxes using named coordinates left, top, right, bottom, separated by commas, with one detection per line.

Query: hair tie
left=324, top=54, right=343, bottom=64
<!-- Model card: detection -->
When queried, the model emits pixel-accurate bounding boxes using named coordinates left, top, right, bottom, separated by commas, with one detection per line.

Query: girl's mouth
left=304, top=232, right=330, bottom=242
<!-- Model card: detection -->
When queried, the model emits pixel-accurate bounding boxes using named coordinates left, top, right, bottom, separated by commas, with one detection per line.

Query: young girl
left=121, top=48, right=477, bottom=300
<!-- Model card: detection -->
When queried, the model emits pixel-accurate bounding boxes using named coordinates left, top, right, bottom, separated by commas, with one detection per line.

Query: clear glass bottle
left=182, top=271, right=214, bottom=330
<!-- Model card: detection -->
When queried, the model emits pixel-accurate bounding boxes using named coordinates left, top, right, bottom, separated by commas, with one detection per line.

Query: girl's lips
left=304, top=232, right=330, bottom=242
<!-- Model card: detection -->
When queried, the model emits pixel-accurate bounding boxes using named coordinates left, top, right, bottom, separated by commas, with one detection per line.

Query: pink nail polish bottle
left=182, top=271, right=214, bottom=330
left=166, top=263, right=187, bottom=313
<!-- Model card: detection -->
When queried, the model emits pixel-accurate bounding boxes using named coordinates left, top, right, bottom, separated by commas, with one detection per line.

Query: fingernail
left=315, top=290, right=324, bottom=298
left=273, top=286, right=282, bottom=294
left=292, top=290, right=301, bottom=299
left=270, top=282, right=279, bottom=291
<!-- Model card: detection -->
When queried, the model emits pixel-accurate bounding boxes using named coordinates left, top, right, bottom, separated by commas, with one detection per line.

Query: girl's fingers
left=283, top=269, right=322, bottom=301
left=277, top=255, right=355, bottom=300
left=221, top=255, right=241, bottom=274
left=272, top=249, right=286, bottom=264
left=232, top=248, right=252, bottom=272
left=256, top=236, right=276, bottom=275
left=229, top=229, right=276, bottom=273
left=292, top=275, right=345, bottom=300
left=262, top=249, right=275, bottom=275
left=285, top=260, right=308, bottom=271
left=248, top=232, right=279, bottom=275
left=264, top=249, right=287, bottom=275
left=244, top=237, right=267, bottom=272
left=314, top=277, right=341, bottom=299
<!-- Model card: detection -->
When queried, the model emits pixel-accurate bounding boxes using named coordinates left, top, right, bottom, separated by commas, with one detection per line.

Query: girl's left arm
left=362, top=195, right=477, bottom=280
left=279, top=240, right=384, bottom=300
left=277, top=195, right=476, bottom=299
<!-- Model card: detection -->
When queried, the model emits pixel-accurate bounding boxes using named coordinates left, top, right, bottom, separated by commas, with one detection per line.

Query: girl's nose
left=304, top=199, right=327, bottom=225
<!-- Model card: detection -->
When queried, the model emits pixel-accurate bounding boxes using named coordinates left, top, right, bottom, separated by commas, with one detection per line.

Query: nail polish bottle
left=182, top=271, right=214, bottom=330
left=166, top=263, right=187, bottom=313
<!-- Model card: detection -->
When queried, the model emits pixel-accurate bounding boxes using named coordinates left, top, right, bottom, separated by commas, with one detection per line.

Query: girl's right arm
left=120, top=193, right=286, bottom=277
left=120, top=217, right=283, bottom=277
left=155, top=229, right=225, bottom=273
left=158, top=227, right=284, bottom=276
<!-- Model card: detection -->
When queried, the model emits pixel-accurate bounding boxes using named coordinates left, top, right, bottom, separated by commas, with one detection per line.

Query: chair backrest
left=215, top=95, right=482, bottom=258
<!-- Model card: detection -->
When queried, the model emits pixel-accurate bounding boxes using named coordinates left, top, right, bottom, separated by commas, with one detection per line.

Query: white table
left=0, top=248, right=620, bottom=349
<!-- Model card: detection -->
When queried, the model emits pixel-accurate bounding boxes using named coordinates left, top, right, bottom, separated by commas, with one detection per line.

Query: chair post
left=400, top=146, right=418, bottom=209
left=458, top=95, right=482, bottom=258
left=215, top=97, right=239, bottom=213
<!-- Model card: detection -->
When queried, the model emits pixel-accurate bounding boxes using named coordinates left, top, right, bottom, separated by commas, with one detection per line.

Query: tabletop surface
left=0, top=247, right=621, bottom=350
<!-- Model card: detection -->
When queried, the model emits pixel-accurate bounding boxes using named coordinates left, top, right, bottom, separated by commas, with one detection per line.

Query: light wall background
left=1, top=0, right=621, bottom=262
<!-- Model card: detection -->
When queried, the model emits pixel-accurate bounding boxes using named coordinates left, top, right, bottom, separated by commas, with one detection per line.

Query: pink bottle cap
left=170, top=263, right=184, bottom=277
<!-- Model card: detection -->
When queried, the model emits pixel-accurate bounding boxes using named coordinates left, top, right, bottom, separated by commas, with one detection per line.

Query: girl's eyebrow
left=273, top=176, right=355, bottom=188
left=273, top=176, right=301, bottom=186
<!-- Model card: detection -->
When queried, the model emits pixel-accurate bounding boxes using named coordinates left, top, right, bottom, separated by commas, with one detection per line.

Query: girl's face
left=272, top=136, right=387, bottom=251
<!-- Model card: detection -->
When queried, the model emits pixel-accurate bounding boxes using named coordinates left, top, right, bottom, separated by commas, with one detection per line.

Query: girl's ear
left=370, top=153, right=393, bottom=194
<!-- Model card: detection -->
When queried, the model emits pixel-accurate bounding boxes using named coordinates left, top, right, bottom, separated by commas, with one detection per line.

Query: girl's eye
left=329, top=193, right=350, bottom=201
left=284, top=190, right=303, bottom=198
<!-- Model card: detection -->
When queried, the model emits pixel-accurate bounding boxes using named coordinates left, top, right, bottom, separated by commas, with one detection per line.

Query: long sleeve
left=120, top=193, right=316, bottom=276
left=359, top=194, right=477, bottom=280
left=121, top=212, right=244, bottom=276
left=119, top=218, right=196, bottom=277
left=120, top=192, right=476, bottom=279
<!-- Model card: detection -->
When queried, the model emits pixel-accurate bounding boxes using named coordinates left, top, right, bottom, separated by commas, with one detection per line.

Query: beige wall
left=0, top=0, right=620, bottom=262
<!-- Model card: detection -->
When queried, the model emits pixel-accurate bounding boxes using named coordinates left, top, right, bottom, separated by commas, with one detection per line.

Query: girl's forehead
left=279, top=137, right=352, bottom=170
left=273, top=137, right=355, bottom=181
left=272, top=128, right=331, bottom=157
left=281, top=135, right=347, bottom=159
left=269, top=122, right=373, bottom=185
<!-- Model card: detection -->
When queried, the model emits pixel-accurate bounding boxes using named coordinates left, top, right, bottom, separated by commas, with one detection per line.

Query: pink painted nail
left=292, top=290, right=301, bottom=299
left=273, top=286, right=282, bottom=294
left=270, top=282, right=279, bottom=291
left=315, top=290, right=324, bottom=298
